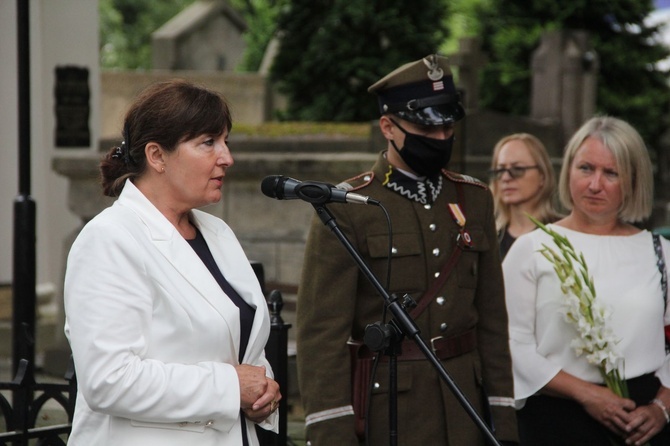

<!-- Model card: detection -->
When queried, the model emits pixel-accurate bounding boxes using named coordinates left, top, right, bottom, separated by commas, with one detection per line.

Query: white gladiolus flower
left=530, top=217, right=628, bottom=404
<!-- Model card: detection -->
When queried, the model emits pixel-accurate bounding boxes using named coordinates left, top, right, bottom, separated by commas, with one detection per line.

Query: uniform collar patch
left=384, top=167, right=443, bottom=204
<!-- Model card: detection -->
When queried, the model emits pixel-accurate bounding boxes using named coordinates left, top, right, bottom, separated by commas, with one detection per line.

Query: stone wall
left=101, top=70, right=273, bottom=139
left=228, top=150, right=379, bottom=288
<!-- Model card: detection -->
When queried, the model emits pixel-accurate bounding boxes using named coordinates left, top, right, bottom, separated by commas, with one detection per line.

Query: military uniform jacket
left=297, top=152, right=517, bottom=445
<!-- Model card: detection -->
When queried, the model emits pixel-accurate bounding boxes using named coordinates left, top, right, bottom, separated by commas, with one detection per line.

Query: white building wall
left=0, top=1, right=99, bottom=302
left=0, top=1, right=19, bottom=286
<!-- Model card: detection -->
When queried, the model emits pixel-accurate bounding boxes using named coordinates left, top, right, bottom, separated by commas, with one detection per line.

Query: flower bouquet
left=530, top=217, right=642, bottom=445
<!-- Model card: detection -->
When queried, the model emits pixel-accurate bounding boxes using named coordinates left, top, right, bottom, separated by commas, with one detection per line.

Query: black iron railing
left=256, top=289, right=293, bottom=446
left=0, top=358, right=76, bottom=446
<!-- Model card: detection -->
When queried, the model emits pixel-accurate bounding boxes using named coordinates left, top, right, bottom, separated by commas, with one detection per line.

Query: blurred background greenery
left=99, top=0, right=670, bottom=151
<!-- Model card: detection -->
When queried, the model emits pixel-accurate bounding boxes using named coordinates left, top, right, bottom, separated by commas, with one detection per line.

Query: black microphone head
left=261, top=175, right=282, bottom=199
left=261, top=175, right=301, bottom=200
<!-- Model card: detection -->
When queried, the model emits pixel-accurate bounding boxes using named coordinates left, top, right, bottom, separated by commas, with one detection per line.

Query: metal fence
left=0, top=358, right=75, bottom=446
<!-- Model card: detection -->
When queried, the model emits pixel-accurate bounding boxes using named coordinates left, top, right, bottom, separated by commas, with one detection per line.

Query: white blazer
left=64, top=180, right=278, bottom=445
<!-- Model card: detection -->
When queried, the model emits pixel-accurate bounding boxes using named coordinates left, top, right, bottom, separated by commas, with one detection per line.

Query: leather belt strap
left=357, top=329, right=477, bottom=362
left=396, top=328, right=477, bottom=361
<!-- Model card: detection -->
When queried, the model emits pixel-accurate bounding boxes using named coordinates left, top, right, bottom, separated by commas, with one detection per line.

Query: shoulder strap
left=409, top=182, right=466, bottom=319
left=653, top=233, right=667, bottom=310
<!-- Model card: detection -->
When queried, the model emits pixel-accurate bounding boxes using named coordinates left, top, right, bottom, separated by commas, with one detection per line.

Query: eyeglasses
left=489, top=165, right=539, bottom=180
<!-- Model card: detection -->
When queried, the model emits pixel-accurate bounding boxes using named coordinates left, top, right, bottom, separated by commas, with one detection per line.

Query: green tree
left=229, top=0, right=283, bottom=71
left=100, top=0, right=196, bottom=69
left=439, top=0, right=490, bottom=56
left=270, top=0, right=450, bottom=121
left=477, top=0, right=670, bottom=147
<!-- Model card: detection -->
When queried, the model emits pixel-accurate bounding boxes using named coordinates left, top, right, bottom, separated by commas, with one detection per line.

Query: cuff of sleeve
left=656, top=365, right=670, bottom=389
left=488, top=396, right=515, bottom=408
left=305, top=405, right=355, bottom=427
left=256, top=410, right=279, bottom=433
left=305, top=411, right=359, bottom=446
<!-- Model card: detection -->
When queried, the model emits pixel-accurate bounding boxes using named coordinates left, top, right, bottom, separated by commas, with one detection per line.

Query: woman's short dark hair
left=100, top=79, right=232, bottom=197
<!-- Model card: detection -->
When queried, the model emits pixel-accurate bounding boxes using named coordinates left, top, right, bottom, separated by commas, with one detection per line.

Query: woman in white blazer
left=64, top=80, right=280, bottom=445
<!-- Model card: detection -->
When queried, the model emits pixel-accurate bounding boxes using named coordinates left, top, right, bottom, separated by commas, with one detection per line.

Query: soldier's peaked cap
left=368, top=54, right=465, bottom=126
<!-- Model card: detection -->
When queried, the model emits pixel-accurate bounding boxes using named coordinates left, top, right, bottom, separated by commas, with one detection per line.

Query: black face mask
left=390, top=119, right=454, bottom=177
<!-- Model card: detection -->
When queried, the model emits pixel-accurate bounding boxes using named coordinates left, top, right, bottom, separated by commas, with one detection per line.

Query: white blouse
left=503, top=225, right=670, bottom=405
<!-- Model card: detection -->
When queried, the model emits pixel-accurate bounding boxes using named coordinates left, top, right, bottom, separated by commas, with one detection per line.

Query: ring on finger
left=270, top=400, right=278, bottom=412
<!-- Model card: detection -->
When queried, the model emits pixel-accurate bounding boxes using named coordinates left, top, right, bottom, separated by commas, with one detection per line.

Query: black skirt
left=517, top=373, right=670, bottom=446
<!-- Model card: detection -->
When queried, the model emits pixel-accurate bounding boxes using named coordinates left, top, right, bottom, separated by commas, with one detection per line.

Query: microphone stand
left=312, top=203, right=501, bottom=446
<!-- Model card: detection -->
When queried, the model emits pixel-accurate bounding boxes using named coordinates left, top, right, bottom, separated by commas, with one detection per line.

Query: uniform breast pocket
left=456, top=226, right=489, bottom=289
left=367, top=232, right=424, bottom=292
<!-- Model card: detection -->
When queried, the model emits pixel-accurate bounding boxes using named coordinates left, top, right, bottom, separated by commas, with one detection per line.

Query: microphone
left=261, top=175, right=380, bottom=206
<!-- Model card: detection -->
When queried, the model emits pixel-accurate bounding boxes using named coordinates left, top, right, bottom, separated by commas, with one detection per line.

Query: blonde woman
left=503, top=117, right=670, bottom=445
left=489, top=133, right=562, bottom=258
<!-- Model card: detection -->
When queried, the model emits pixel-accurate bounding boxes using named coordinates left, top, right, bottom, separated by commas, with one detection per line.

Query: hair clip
left=111, top=141, right=132, bottom=165
left=111, top=146, right=123, bottom=159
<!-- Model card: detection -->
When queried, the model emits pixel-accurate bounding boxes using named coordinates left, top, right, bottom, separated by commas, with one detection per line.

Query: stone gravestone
left=151, top=0, right=247, bottom=71
left=449, top=36, right=488, bottom=113
left=530, top=29, right=599, bottom=145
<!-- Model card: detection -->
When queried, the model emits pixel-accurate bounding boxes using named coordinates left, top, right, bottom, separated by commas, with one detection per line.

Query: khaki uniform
left=297, top=152, right=517, bottom=445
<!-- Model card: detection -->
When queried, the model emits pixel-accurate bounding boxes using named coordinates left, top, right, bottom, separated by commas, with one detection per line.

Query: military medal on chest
left=448, top=202, right=473, bottom=248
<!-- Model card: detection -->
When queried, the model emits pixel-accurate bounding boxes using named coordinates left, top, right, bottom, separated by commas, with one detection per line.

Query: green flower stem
left=529, top=216, right=650, bottom=445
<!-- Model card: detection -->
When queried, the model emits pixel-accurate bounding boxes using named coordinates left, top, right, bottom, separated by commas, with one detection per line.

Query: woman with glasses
left=489, top=133, right=562, bottom=258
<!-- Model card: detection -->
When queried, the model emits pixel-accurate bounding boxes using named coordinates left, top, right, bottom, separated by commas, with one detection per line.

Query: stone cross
left=531, top=30, right=598, bottom=145
left=449, top=37, right=489, bottom=112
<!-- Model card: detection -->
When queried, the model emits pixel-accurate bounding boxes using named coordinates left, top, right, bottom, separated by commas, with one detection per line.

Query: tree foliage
left=229, top=0, right=283, bottom=71
left=477, top=0, right=670, bottom=147
left=439, top=0, right=491, bottom=56
left=269, top=0, right=450, bottom=122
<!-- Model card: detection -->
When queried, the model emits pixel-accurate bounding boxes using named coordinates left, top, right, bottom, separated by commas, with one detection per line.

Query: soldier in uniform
left=296, top=55, right=518, bottom=445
